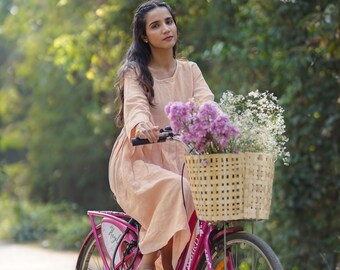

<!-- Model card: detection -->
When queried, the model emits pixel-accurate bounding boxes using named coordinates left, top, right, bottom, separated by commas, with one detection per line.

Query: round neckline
left=149, top=60, right=179, bottom=82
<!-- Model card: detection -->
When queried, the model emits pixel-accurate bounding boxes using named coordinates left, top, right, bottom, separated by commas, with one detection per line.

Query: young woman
left=109, top=1, right=214, bottom=269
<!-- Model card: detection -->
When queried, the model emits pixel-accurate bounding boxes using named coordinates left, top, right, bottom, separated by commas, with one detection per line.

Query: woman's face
left=144, top=7, right=177, bottom=51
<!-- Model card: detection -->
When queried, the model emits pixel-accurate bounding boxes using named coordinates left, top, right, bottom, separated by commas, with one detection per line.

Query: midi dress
left=108, top=59, right=214, bottom=268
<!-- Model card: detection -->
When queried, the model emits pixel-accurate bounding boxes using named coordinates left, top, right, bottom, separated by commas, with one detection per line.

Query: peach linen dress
left=108, top=59, right=214, bottom=268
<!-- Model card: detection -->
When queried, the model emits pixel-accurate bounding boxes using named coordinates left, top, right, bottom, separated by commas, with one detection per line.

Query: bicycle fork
left=202, top=222, right=242, bottom=270
left=183, top=221, right=219, bottom=270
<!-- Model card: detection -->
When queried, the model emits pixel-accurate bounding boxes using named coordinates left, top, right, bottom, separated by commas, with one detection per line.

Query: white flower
left=219, top=90, right=290, bottom=165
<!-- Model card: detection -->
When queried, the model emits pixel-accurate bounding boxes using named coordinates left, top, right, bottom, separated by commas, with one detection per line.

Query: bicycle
left=76, top=126, right=284, bottom=270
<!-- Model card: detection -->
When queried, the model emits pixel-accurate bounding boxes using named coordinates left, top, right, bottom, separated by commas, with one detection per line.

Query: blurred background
left=0, top=0, right=339, bottom=269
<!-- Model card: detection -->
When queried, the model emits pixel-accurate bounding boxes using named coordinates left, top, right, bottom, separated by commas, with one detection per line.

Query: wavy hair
left=114, top=0, right=177, bottom=128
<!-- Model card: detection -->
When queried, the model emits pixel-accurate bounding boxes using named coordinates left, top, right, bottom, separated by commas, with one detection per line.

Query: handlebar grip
left=132, top=135, right=167, bottom=146
left=132, top=138, right=151, bottom=146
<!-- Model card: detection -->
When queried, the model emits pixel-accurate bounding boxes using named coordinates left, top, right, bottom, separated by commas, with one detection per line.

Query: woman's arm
left=123, top=70, right=159, bottom=142
left=123, top=70, right=151, bottom=139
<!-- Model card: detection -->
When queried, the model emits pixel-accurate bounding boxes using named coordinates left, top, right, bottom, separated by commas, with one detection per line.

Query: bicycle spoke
left=230, top=240, right=272, bottom=269
left=196, top=232, right=283, bottom=270
left=87, top=246, right=107, bottom=270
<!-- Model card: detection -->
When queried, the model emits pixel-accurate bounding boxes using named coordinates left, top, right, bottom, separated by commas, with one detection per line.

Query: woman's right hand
left=135, top=122, right=160, bottom=143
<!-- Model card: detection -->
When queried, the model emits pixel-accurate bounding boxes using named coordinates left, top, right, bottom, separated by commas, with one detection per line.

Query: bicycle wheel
left=197, top=232, right=283, bottom=270
left=77, top=227, right=141, bottom=270
left=76, top=228, right=108, bottom=270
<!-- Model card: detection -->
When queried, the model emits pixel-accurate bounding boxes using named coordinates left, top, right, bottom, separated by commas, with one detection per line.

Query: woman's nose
left=162, top=23, right=170, bottom=33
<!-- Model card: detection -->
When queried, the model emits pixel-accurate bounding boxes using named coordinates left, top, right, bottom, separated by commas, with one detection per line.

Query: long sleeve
left=123, top=71, right=152, bottom=140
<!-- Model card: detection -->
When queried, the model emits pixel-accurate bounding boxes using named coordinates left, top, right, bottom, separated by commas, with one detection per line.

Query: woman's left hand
left=135, top=121, right=160, bottom=143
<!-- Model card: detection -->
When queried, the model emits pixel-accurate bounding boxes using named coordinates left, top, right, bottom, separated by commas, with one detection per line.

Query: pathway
left=0, top=241, right=78, bottom=270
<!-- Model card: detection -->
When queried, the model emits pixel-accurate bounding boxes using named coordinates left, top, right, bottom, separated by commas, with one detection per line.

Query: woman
left=109, top=1, right=214, bottom=269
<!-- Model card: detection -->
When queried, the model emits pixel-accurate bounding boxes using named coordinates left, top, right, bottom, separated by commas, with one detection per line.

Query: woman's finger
left=136, top=123, right=159, bottom=142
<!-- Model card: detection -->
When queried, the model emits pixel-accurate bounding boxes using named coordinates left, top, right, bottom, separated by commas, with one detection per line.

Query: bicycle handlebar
left=132, top=126, right=176, bottom=146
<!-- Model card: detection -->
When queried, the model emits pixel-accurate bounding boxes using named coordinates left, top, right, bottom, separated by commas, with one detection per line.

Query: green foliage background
left=0, top=0, right=339, bottom=269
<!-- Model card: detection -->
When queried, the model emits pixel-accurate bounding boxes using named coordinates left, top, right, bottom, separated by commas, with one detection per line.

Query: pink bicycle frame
left=84, top=211, right=141, bottom=270
left=80, top=210, right=242, bottom=270
left=179, top=213, right=241, bottom=270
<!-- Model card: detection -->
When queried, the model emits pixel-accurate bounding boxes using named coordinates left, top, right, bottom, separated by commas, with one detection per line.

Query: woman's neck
left=149, top=49, right=176, bottom=71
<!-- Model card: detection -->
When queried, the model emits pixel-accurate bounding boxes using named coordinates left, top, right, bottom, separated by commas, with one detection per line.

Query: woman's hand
left=135, top=122, right=160, bottom=143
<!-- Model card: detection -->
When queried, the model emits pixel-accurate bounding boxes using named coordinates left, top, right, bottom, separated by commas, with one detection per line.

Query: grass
left=0, top=194, right=90, bottom=250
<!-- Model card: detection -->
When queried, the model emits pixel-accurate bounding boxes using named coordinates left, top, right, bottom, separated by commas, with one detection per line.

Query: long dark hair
left=114, top=0, right=177, bottom=128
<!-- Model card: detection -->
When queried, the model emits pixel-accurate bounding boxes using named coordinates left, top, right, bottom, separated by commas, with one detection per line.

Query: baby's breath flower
left=219, top=90, right=290, bottom=165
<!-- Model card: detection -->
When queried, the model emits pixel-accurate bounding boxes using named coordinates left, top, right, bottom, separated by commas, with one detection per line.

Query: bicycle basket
left=185, top=152, right=275, bottom=222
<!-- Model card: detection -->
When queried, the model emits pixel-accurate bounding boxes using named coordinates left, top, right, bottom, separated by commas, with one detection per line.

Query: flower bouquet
left=165, top=90, right=289, bottom=222
left=165, top=100, right=239, bottom=154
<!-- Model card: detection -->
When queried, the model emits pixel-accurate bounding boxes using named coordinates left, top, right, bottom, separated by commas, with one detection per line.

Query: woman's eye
left=151, top=23, right=159, bottom=29
left=166, top=18, right=173, bottom=25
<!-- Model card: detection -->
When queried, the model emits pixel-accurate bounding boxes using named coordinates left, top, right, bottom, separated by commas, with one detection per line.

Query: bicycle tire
left=77, top=227, right=141, bottom=270
left=197, top=232, right=283, bottom=270
left=76, top=228, right=108, bottom=270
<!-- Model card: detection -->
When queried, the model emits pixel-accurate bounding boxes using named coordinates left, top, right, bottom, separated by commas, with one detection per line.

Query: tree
left=0, top=0, right=118, bottom=209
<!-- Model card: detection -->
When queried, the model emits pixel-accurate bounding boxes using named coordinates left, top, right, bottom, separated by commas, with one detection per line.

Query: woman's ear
left=141, top=35, right=148, bottom=43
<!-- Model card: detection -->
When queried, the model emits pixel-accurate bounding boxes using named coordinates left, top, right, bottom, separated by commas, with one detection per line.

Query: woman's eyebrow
left=148, top=16, right=172, bottom=27
left=149, top=20, right=159, bottom=27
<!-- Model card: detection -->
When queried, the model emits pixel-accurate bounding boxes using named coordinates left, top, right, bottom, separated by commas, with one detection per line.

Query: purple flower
left=165, top=100, right=239, bottom=154
left=165, top=102, right=191, bottom=133
left=211, top=115, right=239, bottom=148
left=197, top=102, right=219, bottom=120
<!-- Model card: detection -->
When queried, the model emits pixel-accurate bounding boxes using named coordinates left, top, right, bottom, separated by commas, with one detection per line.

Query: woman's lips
left=163, top=36, right=174, bottom=41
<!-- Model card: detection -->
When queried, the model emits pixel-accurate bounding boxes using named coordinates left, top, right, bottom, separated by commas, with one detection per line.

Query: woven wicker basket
left=185, top=152, right=275, bottom=222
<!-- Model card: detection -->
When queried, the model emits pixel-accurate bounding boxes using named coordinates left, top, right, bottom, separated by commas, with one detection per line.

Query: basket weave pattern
left=185, top=152, right=275, bottom=222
